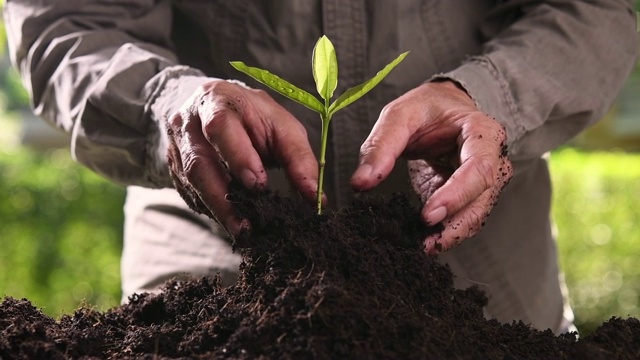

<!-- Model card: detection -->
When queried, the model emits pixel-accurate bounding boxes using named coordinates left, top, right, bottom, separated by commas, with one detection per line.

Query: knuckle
left=200, top=79, right=234, bottom=93
left=380, top=100, right=403, bottom=118
left=289, top=119, right=308, bottom=137
left=167, top=113, right=184, bottom=130
left=465, top=205, right=487, bottom=233
left=202, top=107, right=233, bottom=136
left=358, top=139, right=373, bottom=155
left=446, top=206, right=485, bottom=241
left=251, top=88, right=269, bottom=99
left=476, top=157, right=497, bottom=182
left=359, top=135, right=386, bottom=156
left=181, top=151, right=208, bottom=182
left=200, top=83, right=245, bottom=111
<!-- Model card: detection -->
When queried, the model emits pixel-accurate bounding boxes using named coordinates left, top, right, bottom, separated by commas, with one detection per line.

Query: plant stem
left=317, top=113, right=331, bottom=215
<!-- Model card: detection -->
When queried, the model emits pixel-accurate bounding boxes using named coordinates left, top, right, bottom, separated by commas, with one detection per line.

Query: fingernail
left=425, top=206, right=447, bottom=226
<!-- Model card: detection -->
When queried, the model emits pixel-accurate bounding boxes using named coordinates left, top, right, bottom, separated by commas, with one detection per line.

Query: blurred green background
left=0, top=4, right=639, bottom=337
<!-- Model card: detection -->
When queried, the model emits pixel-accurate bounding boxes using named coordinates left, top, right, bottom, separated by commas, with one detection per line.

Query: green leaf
left=312, top=36, right=338, bottom=103
left=328, top=51, right=409, bottom=117
left=230, top=61, right=325, bottom=114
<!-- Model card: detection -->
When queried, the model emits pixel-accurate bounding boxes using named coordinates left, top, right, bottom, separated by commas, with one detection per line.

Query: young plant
left=231, top=36, right=408, bottom=215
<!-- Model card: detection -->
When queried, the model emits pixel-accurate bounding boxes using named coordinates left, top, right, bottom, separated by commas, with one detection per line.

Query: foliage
left=0, top=146, right=125, bottom=317
left=0, top=67, right=31, bottom=111
left=231, top=36, right=408, bottom=214
left=550, top=147, right=640, bottom=335
left=0, top=8, right=31, bottom=111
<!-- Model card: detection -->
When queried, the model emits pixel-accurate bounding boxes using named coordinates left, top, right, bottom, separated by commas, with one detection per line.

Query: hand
left=350, top=80, right=513, bottom=254
left=165, top=79, right=319, bottom=238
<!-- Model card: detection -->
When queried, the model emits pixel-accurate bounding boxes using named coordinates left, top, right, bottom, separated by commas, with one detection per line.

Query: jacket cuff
left=430, top=56, right=524, bottom=153
left=146, top=68, right=214, bottom=188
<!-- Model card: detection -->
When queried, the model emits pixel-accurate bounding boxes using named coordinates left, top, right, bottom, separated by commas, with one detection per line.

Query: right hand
left=350, top=80, right=513, bottom=254
left=165, top=79, right=319, bottom=238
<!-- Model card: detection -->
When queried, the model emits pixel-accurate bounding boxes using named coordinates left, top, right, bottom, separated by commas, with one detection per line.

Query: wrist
left=425, top=78, right=475, bottom=108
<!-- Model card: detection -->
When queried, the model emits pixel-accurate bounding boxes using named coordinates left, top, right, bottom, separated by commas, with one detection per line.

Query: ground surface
left=2, top=187, right=640, bottom=359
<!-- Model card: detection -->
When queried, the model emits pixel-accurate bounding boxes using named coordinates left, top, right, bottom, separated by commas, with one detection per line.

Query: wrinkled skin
left=166, top=80, right=320, bottom=237
left=166, top=79, right=513, bottom=253
left=350, top=80, right=513, bottom=253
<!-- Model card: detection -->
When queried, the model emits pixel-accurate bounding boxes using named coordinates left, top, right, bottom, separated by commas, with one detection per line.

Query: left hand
left=165, top=79, right=320, bottom=239
left=350, top=80, right=513, bottom=254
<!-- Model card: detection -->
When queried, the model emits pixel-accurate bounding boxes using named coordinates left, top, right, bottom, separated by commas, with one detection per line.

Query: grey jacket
left=4, top=0, right=638, bottom=332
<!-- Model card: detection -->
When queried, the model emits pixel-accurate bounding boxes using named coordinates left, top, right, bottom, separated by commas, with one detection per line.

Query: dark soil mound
left=1, top=187, right=639, bottom=359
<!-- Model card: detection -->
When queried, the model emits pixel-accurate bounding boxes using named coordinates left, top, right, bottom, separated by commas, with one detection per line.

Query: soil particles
left=2, top=186, right=640, bottom=359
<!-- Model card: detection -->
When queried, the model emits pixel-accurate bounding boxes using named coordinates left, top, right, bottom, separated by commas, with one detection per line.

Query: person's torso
left=170, top=0, right=499, bottom=206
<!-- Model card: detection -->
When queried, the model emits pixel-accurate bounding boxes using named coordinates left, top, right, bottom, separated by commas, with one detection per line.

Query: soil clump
left=2, top=187, right=639, bottom=359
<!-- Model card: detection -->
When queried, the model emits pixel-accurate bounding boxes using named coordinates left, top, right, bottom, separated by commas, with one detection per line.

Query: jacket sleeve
left=4, top=0, right=211, bottom=188
left=434, top=0, right=639, bottom=161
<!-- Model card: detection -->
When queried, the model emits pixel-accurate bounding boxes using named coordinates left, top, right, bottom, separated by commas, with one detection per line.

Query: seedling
left=231, top=36, right=408, bottom=214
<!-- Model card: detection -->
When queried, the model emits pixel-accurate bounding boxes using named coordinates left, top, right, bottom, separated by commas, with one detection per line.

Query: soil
left=2, top=185, right=640, bottom=359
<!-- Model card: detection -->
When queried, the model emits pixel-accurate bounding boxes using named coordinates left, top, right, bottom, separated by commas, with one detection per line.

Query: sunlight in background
left=550, top=149, right=640, bottom=334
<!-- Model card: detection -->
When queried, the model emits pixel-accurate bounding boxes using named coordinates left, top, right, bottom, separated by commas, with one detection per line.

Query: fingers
left=256, top=99, right=318, bottom=202
left=351, top=81, right=469, bottom=191
left=352, top=80, right=514, bottom=256
left=167, top=80, right=319, bottom=239
left=421, top=118, right=509, bottom=226
left=201, top=86, right=319, bottom=202
left=408, top=159, right=449, bottom=204
left=349, top=80, right=515, bottom=255
left=167, top=112, right=248, bottom=238
left=350, top=102, right=416, bottom=191
left=199, top=92, right=267, bottom=191
left=274, top=126, right=321, bottom=202
left=423, top=188, right=493, bottom=255
left=423, top=155, right=513, bottom=254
